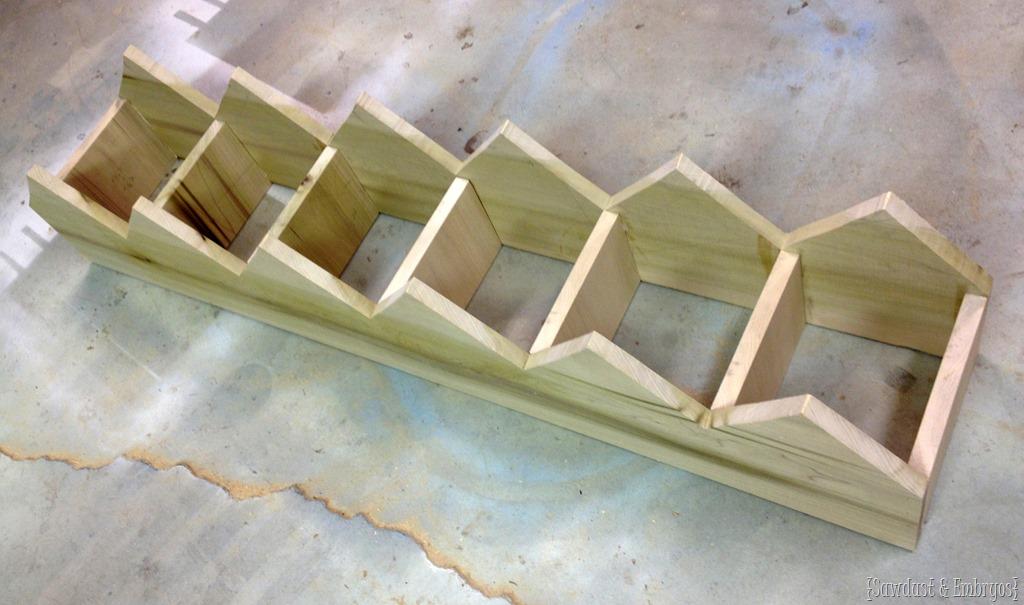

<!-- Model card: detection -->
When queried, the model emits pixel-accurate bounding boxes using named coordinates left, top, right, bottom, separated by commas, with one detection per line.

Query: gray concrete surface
left=1, top=1, right=1022, bottom=603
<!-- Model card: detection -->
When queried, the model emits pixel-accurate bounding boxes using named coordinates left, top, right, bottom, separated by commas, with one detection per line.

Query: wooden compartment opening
left=378, top=176, right=578, bottom=351
left=59, top=99, right=177, bottom=222
left=152, top=119, right=300, bottom=262
left=529, top=210, right=763, bottom=411
left=268, top=145, right=430, bottom=303
left=713, top=250, right=988, bottom=467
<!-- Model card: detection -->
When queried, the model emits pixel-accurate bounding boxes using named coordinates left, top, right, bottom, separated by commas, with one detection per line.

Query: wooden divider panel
left=332, top=93, right=461, bottom=223
left=28, top=166, right=132, bottom=252
left=272, top=146, right=378, bottom=277
left=909, top=294, right=988, bottom=513
left=59, top=99, right=176, bottom=221
left=155, top=120, right=271, bottom=249
left=713, top=250, right=805, bottom=408
left=119, top=45, right=218, bottom=157
left=382, top=178, right=500, bottom=307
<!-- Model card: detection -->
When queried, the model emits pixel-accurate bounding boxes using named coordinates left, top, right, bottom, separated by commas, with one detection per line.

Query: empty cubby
left=377, top=176, right=587, bottom=351
left=59, top=99, right=177, bottom=221
left=152, top=120, right=297, bottom=261
left=710, top=249, right=987, bottom=464
left=267, top=145, right=427, bottom=302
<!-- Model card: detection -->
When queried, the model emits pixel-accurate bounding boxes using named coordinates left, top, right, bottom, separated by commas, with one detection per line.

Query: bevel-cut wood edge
left=531, top=210, right=639, bottom=353
left=337, top=93, right=462, bottom=173
left=128, top=196, right=247, bottom=284
left=224, top=67, right=333, bottom=144
left=713, top=394, right=928, bottom=498
left=464, top=121, right=611, bottom=210
left=120, top=45, right=217, bottom=156
left=712, top=250, right=805, bottom=408
left=329, top=94, right=459, bottom=223
left=380, top=177, right=499, bottom=306
left=527, top=332, right=705, bottom=420
left=244, top=238, right=376, bottom=321
left=122, top=45, right=218, bottom=117
left=375, top=278, right=528, bottom=369
left=608, top=153, right=786, bottom=248
left=908, top=294, right=987, bottom=515
left=603, top=153, right=782, bottom=308
left=785, top=192, right=991, bottom=295
left=28, top=165, right=131, bottom=251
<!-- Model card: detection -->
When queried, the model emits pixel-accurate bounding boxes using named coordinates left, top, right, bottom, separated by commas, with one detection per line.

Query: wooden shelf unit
left=28, top=46, right=991, bottom=550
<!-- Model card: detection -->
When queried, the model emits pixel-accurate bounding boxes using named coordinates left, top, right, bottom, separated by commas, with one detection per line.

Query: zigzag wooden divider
left=29, top=46, right=992, bottom=549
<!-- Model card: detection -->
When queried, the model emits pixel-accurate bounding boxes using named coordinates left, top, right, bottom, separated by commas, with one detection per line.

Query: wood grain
left=155, top=121, right=271, bottom=249
left=608, top=154, right=784, bottom=308
left=119, top=45, right=217, bottom=157
left=382, top=178, right=500, bottom=307
left=59, top=99, right=176, bottom=221
left=216, top=68, right=330, bottom=187
left=458, top=121, right=607, bottom=262
left=785, top=192, right=991, bottom=355
left=273, top=146, right=378, bottom=277
left=713, top=250, right=805, bottom=408
left=532, top=211, right=639, bottom=352
left=332, top=93, right=461, bottom=223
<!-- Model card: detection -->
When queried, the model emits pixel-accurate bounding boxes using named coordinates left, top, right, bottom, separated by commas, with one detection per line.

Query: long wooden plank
left=154, top=120, right=271, bottom=249
left=908, top=294, right=987, bottom=512
left=331, top=93, right=461, bottom=223
left=271, top=146, right=378, bottom=277
left=784, top=193, right=991, bottom=355
left=381, top=178, right=500, bottom=307
left=59, top=99, right=176, bottom=221
left=713, top=251, right=805, bottom=408
left=608, top=154, right=784, bottom=308
left=216, top=68, right=330, bottom=187
left=119, top=45, right=218, bottom=157
left=532, top=211, right=639, bottom=352
left=458, top=121, right=607, bottom=261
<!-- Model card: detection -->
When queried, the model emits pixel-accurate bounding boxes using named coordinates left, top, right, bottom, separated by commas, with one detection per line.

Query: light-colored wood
left=27, top=166, right=131, bottom=252
left=32, top=66, right=994, bottom=550
left=331, top=93, right=461, bottom=223
left=608, top=154, right=784, bottom=308
left=458, top=121, right=607, bottom=261
left=381, top=178, right=500, bottom=307
left=272, top=146, right=378, bottom=277
left=154, top=120, right=271, bottom=249
left=527, top=333, right=706, bottom=420
left=713, top=251, right=805, bottom=408
left=59, top=99, right=176, bottom=221
left=375, top=278, right=528, bottom=372
left=785, top=192, right=992, bottom=355
left=216, top=68, right=330, bottom=187
left=119, top=45, right=217, bottom=157
left=909, top=294, right=987, bottom=502
left=49, top=232, right=935, bottom=549
left=129, top=197, right=247, bottom=287
left=532, top=211, right=639, bottom=352
left=711, top=394, right=927, bottom=549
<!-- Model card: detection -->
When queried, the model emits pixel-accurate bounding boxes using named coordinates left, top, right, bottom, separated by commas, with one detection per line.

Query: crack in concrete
left=0, top=444, right=523, bottom=605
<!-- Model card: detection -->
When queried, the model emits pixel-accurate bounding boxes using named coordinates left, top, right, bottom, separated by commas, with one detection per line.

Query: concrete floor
left=1, top=1, right=1022, bottom=603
